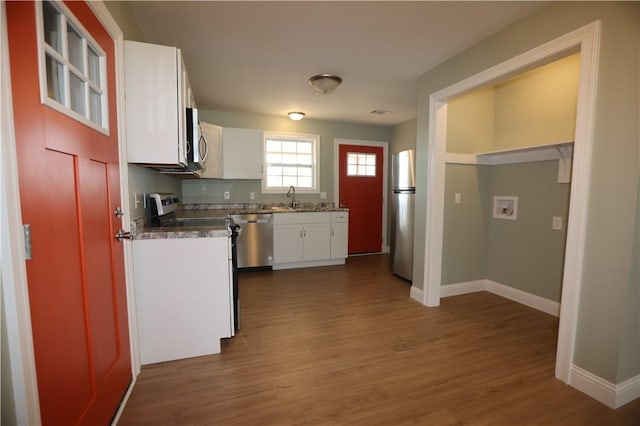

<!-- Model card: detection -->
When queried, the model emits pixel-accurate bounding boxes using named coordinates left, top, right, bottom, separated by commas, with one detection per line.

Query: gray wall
left=415, top=1, right=639, bottom=384
left=487, top=161, right=570, bottom=301
left=183, top=109, right=392, bottom=205
left=442, top=164, right=491, bottom=284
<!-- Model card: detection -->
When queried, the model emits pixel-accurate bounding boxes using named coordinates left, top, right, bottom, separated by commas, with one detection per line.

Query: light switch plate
left=320, top=192, right=327, bottom=199
left=552, top=216, right=563, bottom=230
left=454, top=193, right=461, bottom=204
left=224, top=191, right=230, bottom=200
left=249, top=192, right=255, bottom=200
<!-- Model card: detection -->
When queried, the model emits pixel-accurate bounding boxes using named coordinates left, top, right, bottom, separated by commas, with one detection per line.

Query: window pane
left=297, top=167, right=312, bottom=177
left=282, top=154, right=297, bottom=164
left=298, top=177, right=312, bottom=188
left=366, top=155, right=376, bottom=165
left=267, top=176, right=282, bottom=187
left=282, top=141, right=297, bottom=153
left=88, top=47, right=100, bottom=84
left=347, top=165, right=357, bottom=176
left=67, top=25, right=83, bottom=71
left=45, top=54, right=65, bottom=104
left=283, top=166, right=297, bottom=176
left=266, top=153, right=281, bottom=163
left=297, top=142, right=312, bottom=153
left=43, top=1, right=62, bottom=53
left=282, top=176, right=297, bottom=187
left=266, top=140, right=281, bottom=152
left=366, top=165, right=376, bottom=176
left=70, top=73, right=85, bottom=115
left=89, top=88, right=101, bottom=124
left=267, top=166, right=282, bottom=175
left=297, top=153, right=312, bottom=165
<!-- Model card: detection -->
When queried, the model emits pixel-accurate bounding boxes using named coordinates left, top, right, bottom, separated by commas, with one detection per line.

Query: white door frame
left=334, top=139, right=389, bottom=253
left=1, top=1, right=138, bottom=423
left=421, top=21, right=600, bottom=384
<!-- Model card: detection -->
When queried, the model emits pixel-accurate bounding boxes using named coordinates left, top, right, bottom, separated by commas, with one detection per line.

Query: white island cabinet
left=273, top=211, right=348, bottom=270
left=132, top=237, right=233, bottom=365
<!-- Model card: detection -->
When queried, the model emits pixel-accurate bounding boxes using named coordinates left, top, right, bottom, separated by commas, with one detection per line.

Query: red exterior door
left=7, top=2, right=131, bottom=424
left=338, top=144, right=384, bottom=254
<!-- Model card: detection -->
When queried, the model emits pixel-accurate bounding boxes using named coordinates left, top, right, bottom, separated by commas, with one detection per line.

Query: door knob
left=115, top=229, right=132, bottom=241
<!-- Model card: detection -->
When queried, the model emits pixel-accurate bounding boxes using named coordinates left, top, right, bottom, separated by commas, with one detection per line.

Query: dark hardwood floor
left=118, top=254, right=639, bottom=425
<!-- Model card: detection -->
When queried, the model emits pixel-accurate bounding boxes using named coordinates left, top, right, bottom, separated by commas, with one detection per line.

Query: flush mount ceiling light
left=288, top=111, right=305, bottom=121
left=308, top=74, right=343, bottom=94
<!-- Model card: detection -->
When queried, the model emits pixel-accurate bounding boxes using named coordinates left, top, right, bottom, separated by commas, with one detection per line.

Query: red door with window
left=338, top=144, right=384, bottom=254
left=7, top=1, right=131, bottom=424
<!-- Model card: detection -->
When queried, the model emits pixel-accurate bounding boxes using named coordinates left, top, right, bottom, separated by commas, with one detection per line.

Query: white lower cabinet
left=273, top=211, right=348, bottom=269
left=330, top=211, right=349, bottom=259
left=132, top=237, right=232, bottom=365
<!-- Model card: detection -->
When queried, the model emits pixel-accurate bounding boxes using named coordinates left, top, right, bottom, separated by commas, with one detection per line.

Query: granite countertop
left=132, top=217, right=232, bottom=240
left=132, top=203, right=348, bottom=240
left=180, top=203, right=348, bottom=217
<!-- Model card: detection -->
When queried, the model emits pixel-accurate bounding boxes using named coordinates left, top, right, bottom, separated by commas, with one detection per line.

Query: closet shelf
left=445, top=141, right=574, bottom=166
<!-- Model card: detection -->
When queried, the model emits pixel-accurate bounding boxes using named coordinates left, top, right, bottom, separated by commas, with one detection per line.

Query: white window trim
left=261, top=131, right=320, bottom=194
left=36, top=0, right=109, bottom=135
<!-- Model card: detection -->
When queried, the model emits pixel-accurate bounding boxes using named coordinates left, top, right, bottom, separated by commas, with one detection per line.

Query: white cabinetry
left=132, top=237, right=233, bottom=365
left=330, top=211, right=349, bottom=259
left=124, top=41, right=192, bottom=167
left=273, top=212, right=348, bottom=270
left=222, top=127, right=263, bottom=179
left=199, top=122, right=223, bottom=179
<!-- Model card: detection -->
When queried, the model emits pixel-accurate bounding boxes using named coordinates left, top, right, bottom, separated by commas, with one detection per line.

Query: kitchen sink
left=269, top=206, right=296, bottom=211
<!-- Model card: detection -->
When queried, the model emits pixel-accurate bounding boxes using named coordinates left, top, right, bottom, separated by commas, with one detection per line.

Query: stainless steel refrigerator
left=390, top=149, right=415, bottom=281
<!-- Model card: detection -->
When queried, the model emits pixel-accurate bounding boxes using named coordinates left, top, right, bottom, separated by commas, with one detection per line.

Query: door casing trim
left=420, top=21, right=601, bottom=385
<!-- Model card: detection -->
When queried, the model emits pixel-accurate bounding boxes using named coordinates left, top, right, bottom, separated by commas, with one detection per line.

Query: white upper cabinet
left=222, top=127, right=263, bottom=179
left=124, top=40, right=188, bottom=166
left=199, top=122, right=223, bottom=179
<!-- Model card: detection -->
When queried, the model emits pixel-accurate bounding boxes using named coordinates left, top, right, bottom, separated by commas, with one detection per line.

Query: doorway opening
left=421, top=22, right=600, bottom=385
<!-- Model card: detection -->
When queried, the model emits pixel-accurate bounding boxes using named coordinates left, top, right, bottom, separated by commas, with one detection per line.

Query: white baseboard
left=570, top=365, right=640, bottom=408
left=272, top=259, right=345, bottom=270
left=440, top=280, right=486, bottom=298
left=440, top=279, right=560, bottom=317
left=409, top=285, right=423, bottom=303
left=486, top=280, right=560, bottom=317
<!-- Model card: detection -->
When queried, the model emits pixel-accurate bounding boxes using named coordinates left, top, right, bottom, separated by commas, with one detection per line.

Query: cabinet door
left=133, top=238, right=231, bottom=365
left=199, top=122, right=223, bottom=178
left=222, top=127, right=263, bottom=179
left=330, top=222, right=349, bottom=259
left=124, top=41, right=186, bottom=166
left=302, top=223, right=331, bottom=261
left=274, top=224, right=303, bottom=263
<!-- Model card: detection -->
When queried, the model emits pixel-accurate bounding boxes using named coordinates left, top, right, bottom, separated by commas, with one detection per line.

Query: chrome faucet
left=286, top=185, right=296, bottom=208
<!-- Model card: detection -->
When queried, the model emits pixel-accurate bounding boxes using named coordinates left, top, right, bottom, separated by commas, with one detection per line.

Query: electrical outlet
left=224, top=191, right=230, bottom=200
left=249, top=192, right=255, bottom=200
left=454, top=193, right=461, bottom=204
left=134, top=193, right=142, bottom=210
left=552, top=216, right=563, bottom=230
left=320, top=192, right=327, bottom=199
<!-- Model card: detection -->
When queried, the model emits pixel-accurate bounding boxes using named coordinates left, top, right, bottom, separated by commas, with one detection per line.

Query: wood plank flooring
left=118, top=254, right=639, bottom=425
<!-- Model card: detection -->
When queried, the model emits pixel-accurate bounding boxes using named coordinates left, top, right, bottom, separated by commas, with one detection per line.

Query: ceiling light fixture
left=288, top=111, right=305, bottom=121
left=308, top=74, right=343, bottom=94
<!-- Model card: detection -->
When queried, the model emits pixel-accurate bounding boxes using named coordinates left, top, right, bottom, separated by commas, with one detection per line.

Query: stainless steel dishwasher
left=229, top=213, right=273, bottom=268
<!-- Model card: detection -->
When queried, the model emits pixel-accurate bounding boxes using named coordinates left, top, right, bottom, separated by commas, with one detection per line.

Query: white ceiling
left=128, top=1, right=544, bottom=126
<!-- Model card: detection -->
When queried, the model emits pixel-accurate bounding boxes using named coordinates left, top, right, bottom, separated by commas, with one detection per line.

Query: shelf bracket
left=557, top=145, right=573, bottom=183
